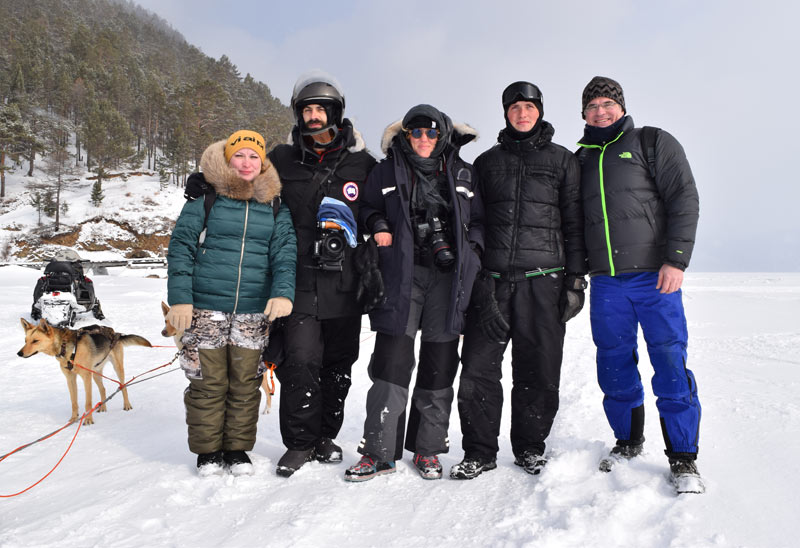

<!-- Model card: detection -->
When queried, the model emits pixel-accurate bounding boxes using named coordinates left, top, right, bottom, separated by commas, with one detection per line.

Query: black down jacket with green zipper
left=576, top=116, right=699, bottom=275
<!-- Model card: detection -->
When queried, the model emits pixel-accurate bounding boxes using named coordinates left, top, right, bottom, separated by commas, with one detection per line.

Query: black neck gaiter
left=583, top=116, right=628, bottom=145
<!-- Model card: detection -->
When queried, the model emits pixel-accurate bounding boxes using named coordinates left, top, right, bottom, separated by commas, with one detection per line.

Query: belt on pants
left=486, top=266, right=563, bottom=282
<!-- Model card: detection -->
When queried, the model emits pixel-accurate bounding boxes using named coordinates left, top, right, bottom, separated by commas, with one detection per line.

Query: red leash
left=0, top=350, right=181, bottom=497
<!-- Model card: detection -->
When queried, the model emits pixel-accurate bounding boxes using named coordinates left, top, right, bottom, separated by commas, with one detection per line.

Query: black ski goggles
left=502, top=82, right=543, bottom=108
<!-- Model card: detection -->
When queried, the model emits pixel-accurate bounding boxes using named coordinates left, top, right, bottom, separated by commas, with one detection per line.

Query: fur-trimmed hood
left=380, top=119, right=478, bottom=156
left=199, top=140, right=281, bottom=204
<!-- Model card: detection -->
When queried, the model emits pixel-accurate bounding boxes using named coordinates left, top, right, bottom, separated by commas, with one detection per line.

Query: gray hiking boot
left=449, top=456, right=497, bottom=480
left=276, top=448, right=314, bottom=477
left=514, top=450, right=547, bottom=475
left=599, top=440, right=644, bottom=472
left=669, top=458, right=706, bottom=494
left=412, top=454, right=443, bottom=480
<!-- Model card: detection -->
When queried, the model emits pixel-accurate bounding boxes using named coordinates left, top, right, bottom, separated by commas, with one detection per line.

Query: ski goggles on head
left=406, top=128, right=440, bottom=140
left=502, top=81, right=543, bottom=109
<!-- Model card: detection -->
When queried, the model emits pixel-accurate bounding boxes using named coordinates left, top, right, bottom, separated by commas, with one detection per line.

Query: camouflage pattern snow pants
left=182, top=309, right=268, bottom=454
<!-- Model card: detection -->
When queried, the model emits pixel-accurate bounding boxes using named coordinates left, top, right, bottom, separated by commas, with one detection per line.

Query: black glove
left=262, top=317, right=286, bottom=367
left=471, top=271, right=510, bottom=343
left=353, top=238, right=384, bottom=313
left=559, top=275, right=587, bottom=323
left=184, top=172, right=211, bottom=201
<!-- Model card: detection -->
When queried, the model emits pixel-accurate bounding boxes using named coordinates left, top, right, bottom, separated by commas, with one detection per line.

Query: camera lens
left=431, top=237, right=455, bottom=270
left=314, top=230, right=346, bottom=271
left=323, top=233, right=344, bottom=254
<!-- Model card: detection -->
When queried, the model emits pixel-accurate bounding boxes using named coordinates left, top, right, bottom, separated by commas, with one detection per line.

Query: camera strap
left=307, top=149, right=351, bottom=199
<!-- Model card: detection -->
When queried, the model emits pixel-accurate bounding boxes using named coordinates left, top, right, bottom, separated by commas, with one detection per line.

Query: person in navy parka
left=344, top=104, right=484, bottom=482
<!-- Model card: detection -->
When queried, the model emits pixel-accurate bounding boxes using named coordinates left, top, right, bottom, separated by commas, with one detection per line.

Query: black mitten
left=353, top=238, right=384, bottom=313
left=559, top=275, right=587, bottom=323
left=184, top=172, right=211, bottom=201
left=471, top=271, right=510, bottom=343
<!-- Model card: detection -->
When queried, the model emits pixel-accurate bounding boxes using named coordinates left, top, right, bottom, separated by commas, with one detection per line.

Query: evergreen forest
left=0, top=0, right=293, bottom=200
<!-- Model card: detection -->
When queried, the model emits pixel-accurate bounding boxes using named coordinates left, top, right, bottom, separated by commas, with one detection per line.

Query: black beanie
left=404, top=115, right=438, bottom=130
left=581, top=76, right=626, bottom=119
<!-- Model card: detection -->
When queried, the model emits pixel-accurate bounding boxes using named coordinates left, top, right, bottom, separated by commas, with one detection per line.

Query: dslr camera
left=414, top=216, right=455, bottom=271
left=313, top=221, right=346, bottom=271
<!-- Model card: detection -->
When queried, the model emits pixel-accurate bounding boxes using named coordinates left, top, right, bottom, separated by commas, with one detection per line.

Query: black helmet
left=501, top=81, right=543, bottom=111
left=291, top=70, right=345, bottom=136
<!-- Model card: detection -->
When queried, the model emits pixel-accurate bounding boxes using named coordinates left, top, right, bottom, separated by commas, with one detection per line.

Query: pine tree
left=90, top=180, right=104, bottom=207
left=42, top=118, right=79, bottom=231
left=30, top=191, right=44, bottom=225
left=19, top=108, right=46, bottom=177
left=0, top=103, right=27, bottom=198
left=82, top=99, right=134, bottom=194
left=43, top=189, right=57, bottom=217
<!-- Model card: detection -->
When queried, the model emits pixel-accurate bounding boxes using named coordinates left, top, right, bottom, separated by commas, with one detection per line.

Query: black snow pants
left=276, top=312, right=361, bottom=450
left=457, top=272, right=565, bottom=458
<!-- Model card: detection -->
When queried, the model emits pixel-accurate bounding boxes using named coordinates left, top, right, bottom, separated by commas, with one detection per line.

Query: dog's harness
left=56, top=340, right=79, bottom=371
left=56, top=326, right=120, bottom=371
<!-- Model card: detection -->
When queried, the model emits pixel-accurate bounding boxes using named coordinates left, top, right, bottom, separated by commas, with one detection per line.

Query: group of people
left=165, top=71, right=703, bottom=493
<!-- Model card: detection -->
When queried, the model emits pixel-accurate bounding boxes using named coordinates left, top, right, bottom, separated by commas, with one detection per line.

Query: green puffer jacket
left=167, top=140, right=297, bottom=313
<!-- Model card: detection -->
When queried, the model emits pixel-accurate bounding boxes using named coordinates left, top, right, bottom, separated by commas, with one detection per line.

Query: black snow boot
left=314, top=437, right=343, bottom=463
left=197, top=450, right=225, bottom=477
left=276, top=448, right=314, bottom=477
left=223, top=450, right=254, bottom=476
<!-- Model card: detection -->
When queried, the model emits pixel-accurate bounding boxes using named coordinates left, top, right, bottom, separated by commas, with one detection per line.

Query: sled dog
left=160, top=302, right=274, bottom=413
left=17, top=318, right=151, bottom=425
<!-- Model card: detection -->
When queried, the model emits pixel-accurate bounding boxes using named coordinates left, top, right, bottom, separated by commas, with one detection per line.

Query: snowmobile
left=30, top=259, right=105, bottom=327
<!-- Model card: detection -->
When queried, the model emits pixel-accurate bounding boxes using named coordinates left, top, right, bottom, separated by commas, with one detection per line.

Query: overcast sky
left=132, top=0, right=798, bottom=272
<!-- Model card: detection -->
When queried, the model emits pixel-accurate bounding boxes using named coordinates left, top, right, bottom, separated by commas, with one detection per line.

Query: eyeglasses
left=584, top=100, right=618, bottom=114
left=406, top=128, right=440, bottom=140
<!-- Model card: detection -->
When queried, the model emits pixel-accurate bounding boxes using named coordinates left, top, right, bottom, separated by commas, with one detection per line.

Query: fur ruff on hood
left=380, top=120, right=478, bottom=156
left=199, top=140, right=281, bottom=203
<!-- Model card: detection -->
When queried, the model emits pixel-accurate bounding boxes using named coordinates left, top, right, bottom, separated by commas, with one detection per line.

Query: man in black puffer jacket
left=267, top=71, right=377, bottom=477
left=450, top=81, right=586, bottom=480
left=575, top=76, right=703, bottom=494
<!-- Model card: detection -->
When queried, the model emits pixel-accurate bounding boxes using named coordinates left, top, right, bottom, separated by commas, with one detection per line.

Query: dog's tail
left=118, top=334, right=152, bottom=348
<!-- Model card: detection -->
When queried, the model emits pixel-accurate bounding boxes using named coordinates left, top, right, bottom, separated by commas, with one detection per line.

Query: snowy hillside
left=0, top=169, right=185, bottom=263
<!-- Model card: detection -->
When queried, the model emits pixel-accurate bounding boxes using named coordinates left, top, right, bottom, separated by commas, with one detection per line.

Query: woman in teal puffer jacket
left=167, top=130, right=296, bottom=477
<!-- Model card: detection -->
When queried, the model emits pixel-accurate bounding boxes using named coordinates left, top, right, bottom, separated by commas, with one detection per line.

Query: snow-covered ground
left=2, top=171, right=799, bottom=546
left=1, top=264, right=798, bottom=548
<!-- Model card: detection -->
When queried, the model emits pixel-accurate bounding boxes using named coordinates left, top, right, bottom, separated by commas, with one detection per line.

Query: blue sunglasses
left=407, top=128, right=440, bottom=139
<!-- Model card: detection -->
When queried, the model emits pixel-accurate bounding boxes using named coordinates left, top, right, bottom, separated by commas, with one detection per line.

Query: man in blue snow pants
left=575, top=76, right=704, bottom=491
